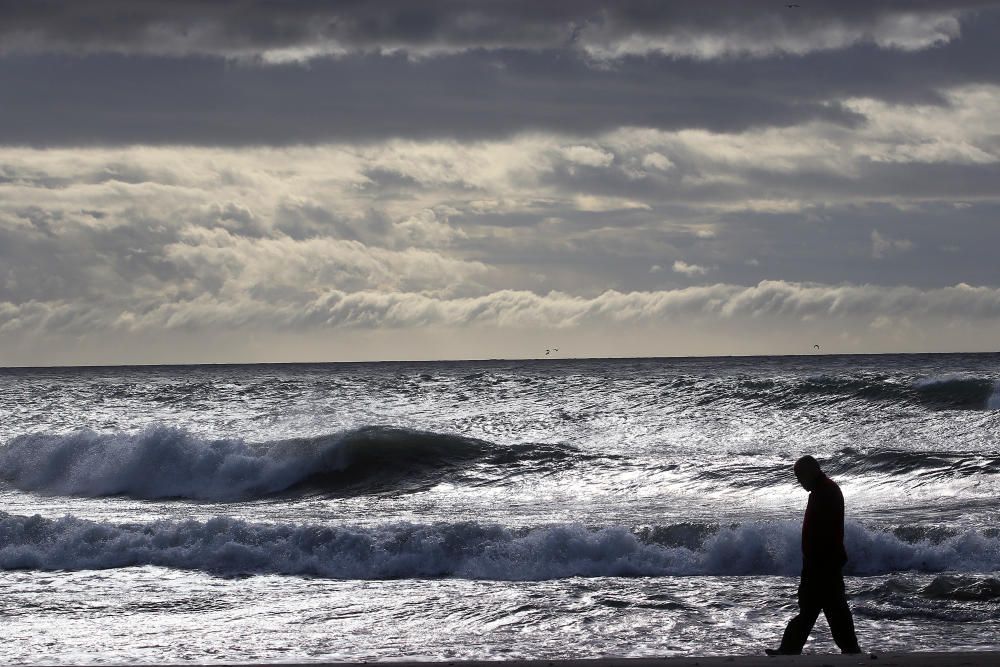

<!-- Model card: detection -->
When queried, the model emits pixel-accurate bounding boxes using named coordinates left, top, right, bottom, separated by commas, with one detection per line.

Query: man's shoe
left=764, top=648, right=795, bottom=656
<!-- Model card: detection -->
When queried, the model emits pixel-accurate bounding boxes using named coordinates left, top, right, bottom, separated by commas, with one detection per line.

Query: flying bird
left=545, top=349, right=550, bottom=355
left=813, top=344, right=821, bottom=350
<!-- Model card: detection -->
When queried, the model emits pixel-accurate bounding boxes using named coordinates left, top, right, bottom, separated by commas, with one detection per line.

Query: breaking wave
left=1, top=514, right=997, bottom=580
left=3, top=422, right=996, bottom=502
left=0, top=426, right=581, bottom=501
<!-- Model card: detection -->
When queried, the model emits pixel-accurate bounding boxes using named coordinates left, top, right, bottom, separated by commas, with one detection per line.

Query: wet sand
left=105, top=654, right=996, bottom=667
left=356, top=655, right=994, bottom=667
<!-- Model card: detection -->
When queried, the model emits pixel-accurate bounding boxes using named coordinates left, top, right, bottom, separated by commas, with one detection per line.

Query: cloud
left=5, top=5, right=1000, bottom=146
left=0, top=52, right=862, bottom=145
left=5, top=281, right=1000, bottom=337
left=573, top=195, right=650, bottom=212
left=672, top=260, right=709, bottom=276
left=641, top=152, right=675, bottom=171
left=391, top=209, right=466, bottom=247
left=2, top=115, right=1000, bottom=315
left=871, top=230, right=914, bottom=259
left=0, top=1, right=983, bottom=61
left=6, top=277, right=1000, bottom=364
left=163, top=231, right=489, bottom=296
left=3, top=3, right=1000, bottom=363
left=579, top=9, right=963, bottom=60
left=561, top=145, right=615, bottom=168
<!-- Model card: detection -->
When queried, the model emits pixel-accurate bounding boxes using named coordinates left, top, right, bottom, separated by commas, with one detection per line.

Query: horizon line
left=1, top=349, right=997, bottom=371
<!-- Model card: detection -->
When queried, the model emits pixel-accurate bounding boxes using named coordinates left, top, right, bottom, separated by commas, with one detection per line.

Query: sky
left=1, top=0, right=999, bottom=365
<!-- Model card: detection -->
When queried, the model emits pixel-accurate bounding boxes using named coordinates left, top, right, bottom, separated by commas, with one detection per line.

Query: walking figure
left=766, top=456, right=862, bottom=655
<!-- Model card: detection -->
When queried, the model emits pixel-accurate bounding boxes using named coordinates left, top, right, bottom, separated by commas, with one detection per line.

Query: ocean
left=1, top=353, right=998, bottom=663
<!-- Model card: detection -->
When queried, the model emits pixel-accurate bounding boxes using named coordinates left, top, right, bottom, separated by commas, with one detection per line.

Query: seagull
left=545, top=349, right=550, bottom=355
left=813, top=344, right=821, bottom=350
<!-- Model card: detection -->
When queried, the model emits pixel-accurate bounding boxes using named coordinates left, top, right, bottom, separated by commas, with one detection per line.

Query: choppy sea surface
left=1, top=353, right=999, bottom=663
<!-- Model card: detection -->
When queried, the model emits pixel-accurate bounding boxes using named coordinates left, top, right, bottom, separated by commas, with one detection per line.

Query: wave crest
left=0, top=426, right=557, bottom=500
left=1, top=514, right=997, bottom=580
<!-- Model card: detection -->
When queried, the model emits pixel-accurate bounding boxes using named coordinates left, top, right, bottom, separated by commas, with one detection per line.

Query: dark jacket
left=802, top=474, right=848, bottom=570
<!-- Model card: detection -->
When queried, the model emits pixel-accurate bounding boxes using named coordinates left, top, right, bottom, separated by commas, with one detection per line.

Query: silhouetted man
left=766, top=456, right=861, bottom=655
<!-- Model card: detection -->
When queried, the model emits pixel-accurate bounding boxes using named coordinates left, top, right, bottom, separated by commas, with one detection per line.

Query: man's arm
left=802, top=484, right=846, bottom=567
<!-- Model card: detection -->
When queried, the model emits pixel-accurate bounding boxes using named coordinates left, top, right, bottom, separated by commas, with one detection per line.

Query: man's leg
left=777, top=578, right=822, bottom=654
left=823, top=589, right=861, bottom=653
left=778, top=604, right=821, bottom=654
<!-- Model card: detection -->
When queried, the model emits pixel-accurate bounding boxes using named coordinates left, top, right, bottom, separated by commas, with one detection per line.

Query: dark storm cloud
left=0, top=51, right=863, bottom=145
left=1, top=2, right=999, bottom=145
left=0, top=0, right=991, bottom=58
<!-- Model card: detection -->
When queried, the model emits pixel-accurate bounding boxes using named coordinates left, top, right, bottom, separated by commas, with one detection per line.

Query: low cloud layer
left=4, top=280, right=999, bottom=365
left=8, top=281, right=1000, bottom=335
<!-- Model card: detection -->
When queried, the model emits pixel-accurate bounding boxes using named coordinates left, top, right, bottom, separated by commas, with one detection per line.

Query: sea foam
left=1, top=514, right=997, bottom=580
left=988, top=381, right=1000, bottom=410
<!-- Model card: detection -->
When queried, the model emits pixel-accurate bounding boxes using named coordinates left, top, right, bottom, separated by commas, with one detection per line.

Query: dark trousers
left=779, top=567, right=860, bottom=654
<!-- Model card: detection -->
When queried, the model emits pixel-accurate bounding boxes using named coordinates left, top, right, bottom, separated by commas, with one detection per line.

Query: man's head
left=793, top=455, right=824, bottom=491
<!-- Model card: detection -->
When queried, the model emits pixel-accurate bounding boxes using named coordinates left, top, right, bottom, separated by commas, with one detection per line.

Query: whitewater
left=1, top=353, right=998, bottom=662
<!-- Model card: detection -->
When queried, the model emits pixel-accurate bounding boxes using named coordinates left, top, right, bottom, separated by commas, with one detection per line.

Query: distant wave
left=911, top=375, right=1000, bottom=410
left=3, top=423, right=996, bottom=502
left=683, top=445, right=1000, bottom=491
left=858, top=574, right=1000, bottom=603
left=0, top=426, right=582, bottom=501
left=704, top=373, right=1000, bottom=411
left=828, top=446, right=1000, bottom=479
left=1, top=514, right=997, bottom=580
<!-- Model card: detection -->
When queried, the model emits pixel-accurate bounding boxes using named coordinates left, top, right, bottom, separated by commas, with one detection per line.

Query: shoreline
left=21, top=654, right=994, bottom=667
